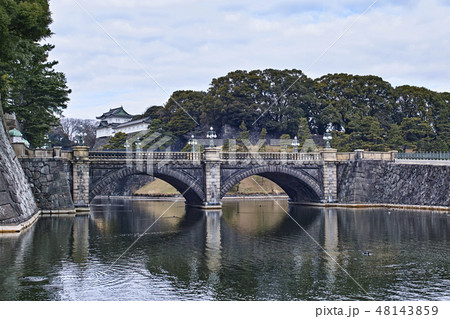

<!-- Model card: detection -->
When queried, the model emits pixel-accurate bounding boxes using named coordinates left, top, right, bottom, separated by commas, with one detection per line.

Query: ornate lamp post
left=43, top=134, right=50, bottom=149
left=206, top=127, right=217, bottom=147
left=77, top=125, right=87, bottom=146
left=188, top=134, right=197, bottom=153
left=291, top=136, right=300, bottom=153
left=323, top=132, right=332, bottom=149
left=77, top=132, right=87, bottom=146
left=136, top=139, right=142, bottom=152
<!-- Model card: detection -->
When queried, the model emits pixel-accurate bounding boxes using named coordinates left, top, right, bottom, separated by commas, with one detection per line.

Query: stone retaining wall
left=337, top=160, right=449, bottom=207
left=20, top=158, right=74, bottom=211
left=0, top=115, right=38, bottom=225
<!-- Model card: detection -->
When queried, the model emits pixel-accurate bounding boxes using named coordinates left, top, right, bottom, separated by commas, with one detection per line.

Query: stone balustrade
left=88, top=150, right=203, bottom=162
left=220, top=152, right=321, bottom=163
left=12, top=143, right=73, bottom=160
left=18, top=145, right=448, bottom=165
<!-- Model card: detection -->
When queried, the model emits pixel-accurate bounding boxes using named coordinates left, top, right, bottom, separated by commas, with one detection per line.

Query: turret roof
left=96, top=106, right=134, bottom=120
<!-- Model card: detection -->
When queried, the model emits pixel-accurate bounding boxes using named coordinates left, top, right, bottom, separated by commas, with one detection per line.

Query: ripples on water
left=0, top=198, right=448, bottom=301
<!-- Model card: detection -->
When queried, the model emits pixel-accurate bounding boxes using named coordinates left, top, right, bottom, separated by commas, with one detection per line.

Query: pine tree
left=103, top=132, right=128, bottom=150
left=297, top=117, right=312, bottom=146
left=280, top=134, right=291, bottom=152
left=259, top=128, right=267, bottom=152
left=237, top=120, right=249, bottom=151
left=0, top=1, right=70, bottom=147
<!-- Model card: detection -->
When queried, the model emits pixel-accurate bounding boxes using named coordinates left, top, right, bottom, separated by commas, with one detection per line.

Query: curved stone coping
left=222, top=195, right=289, bottom=200
left=394, top=160, right=450, bottom=166
left=0, top=208, right=83, bottom=233
left=0, top=211, right=41, bottom=233
left=93, top=195, right=185, bottom=201
left=291, top=202, right=450, bottom=212
left=40, top=209, right=77, bottom=215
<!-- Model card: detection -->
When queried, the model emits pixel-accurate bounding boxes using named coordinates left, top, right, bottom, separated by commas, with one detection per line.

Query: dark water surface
left=0, top=198, right=448, bottom=301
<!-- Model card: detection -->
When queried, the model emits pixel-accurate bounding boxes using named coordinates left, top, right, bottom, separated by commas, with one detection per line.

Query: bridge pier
left=203, top=148, right=222, bottom=209
left=321, top=148, right=338, bottom=203
left=72, top=146, right=90, bottom=208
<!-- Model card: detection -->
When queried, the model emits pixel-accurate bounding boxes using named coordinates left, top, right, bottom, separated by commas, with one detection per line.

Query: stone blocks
left=0, top=116, right=38, bottom=225
left=19, top=158, right=74, bottom=211
left=337, top=160, right=449, bottom=206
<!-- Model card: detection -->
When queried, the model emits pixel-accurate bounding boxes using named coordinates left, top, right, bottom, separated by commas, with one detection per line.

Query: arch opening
left=224, top=176, right=286, bottom=196
left=89, top=167, right=204, bottom=204
left=134, top=178, right=179, bottom=197
left=220, top=166, right=322, bottom=203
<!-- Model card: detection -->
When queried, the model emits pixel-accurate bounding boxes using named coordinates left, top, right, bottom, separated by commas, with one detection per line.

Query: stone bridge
left=13, top=144, right=449, bottom=211
left=79, top=147, right=344, bottom=208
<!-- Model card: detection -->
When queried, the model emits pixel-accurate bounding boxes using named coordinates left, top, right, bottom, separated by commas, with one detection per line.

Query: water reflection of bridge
left=2, top=199, right=448, bottom=300
left=65, top=204, right=450, bottom=300
left=86, top=199, right=325, bottom=294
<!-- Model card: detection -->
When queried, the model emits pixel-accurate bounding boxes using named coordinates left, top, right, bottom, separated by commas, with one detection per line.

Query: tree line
left=138, top=70, right=449, bottom=152
left=0, top=0, right=70, bottom=147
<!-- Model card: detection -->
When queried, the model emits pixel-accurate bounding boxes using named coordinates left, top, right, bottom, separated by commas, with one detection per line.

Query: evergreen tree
left=0, top=1, right=70, bottom=147
left=259, top=127, right=267, bottom=152
left=333, top=116, right=386, bottom=151
left=103, top=132, right=128, bottom=150
left=147, top=119, right=164, bottom=133
left=237, top=120, right=249, bottom=151
left=297, top=117, right=312, bottom=146
left=400, top=117, right=435, bottom=151
left=386, top=124, right=405, bottom=151
left=121, top=69, right=450, bottom=153
left=280, top=134, right=291, bottom=152
left=300, top=139, right=318, bottom=153
left=165, top=90, right=204, bottom=136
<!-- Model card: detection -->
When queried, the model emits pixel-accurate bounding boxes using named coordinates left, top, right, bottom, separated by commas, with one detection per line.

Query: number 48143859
left=375, top=306, right=438, bottom=316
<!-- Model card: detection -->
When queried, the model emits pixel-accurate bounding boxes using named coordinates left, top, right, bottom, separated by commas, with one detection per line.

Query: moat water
left=0, top=198, right=448, bottom=301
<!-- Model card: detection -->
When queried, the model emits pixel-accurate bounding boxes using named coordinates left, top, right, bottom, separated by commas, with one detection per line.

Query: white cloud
left=47, top=0, right=450, bottom=119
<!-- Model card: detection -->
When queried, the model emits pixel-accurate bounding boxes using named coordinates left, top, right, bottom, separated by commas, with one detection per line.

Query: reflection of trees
left=2, top=201, right=447, bottom=301
left=0, top=227, right=36, bottom=300
left=0, top=217, right=74, bottom=300
left=336, top=208, right=448, bottom=244
left=317, top=208, right=450, bottom=299
left=143, top=208, right=209, bottom=293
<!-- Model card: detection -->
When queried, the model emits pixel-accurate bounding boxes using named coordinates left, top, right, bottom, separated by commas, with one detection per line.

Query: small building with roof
left=9, top=128, right=30, bottom=147
left=96, top=106, right=151, bottom=138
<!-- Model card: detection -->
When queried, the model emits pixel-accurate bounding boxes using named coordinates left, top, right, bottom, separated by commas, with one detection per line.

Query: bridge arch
left=220, top=165, right=323, bottom=202
left=89, top=166, right=205, bottom=204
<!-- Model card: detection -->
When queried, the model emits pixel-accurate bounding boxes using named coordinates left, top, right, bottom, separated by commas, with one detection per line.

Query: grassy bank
left=134, top=176, right=285, bottom=196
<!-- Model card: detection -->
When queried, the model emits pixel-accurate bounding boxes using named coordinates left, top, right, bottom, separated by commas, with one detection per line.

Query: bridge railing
left=88, top=151, right=203, bottom=161
left=12, top=144, right=74, bottom=160
left=395, top=152, right=450, bottom=161
left=220, top=152, right=321, bottom=163
left=336, top=152, right=356, bottom=161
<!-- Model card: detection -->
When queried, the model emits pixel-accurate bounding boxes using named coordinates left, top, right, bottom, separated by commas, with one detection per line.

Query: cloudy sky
left=47, top=0, right=450, bottom=119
